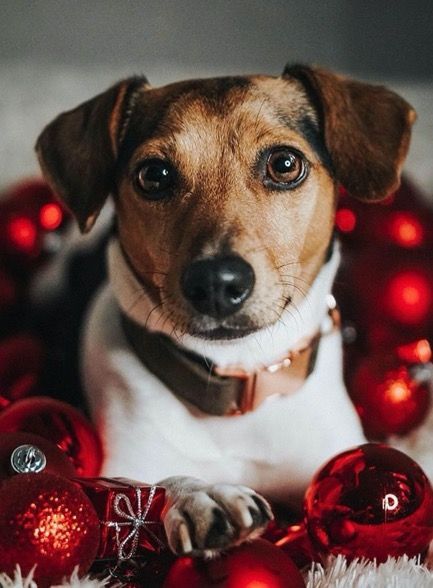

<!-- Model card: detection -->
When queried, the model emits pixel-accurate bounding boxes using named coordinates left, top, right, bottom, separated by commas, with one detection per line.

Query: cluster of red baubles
left=0, top=177, right=433, bottom=586
left=335, top=179, right=433, bottom=439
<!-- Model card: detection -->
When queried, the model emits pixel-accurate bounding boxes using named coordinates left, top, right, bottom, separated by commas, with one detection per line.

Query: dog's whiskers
left=142, top=294, right=173, bottom=330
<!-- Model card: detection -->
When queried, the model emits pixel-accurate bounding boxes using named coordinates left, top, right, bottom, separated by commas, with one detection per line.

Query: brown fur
left=284, top=65, right=416, bottom=200
left=35, top=66, right=415, bottom=338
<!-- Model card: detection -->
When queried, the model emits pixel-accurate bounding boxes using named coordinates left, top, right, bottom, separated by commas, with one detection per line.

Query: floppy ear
left=35, top=76, right=148, bottom=232
left=283, top=65, right=416, bottom=200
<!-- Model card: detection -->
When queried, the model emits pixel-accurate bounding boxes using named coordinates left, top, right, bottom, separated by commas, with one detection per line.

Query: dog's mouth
left=188, top=325, right=260, bottom=341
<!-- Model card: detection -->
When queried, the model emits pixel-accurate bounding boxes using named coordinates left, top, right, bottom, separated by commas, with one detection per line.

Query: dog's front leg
left=160, top=476, right=273, bottom=556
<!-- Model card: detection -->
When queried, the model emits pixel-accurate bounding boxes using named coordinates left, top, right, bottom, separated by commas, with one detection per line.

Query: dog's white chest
left=83, top=285, right=365, bottom=502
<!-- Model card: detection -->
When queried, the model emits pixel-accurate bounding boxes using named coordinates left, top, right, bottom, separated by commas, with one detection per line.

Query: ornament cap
left=10, top=444, right=47, bottom=474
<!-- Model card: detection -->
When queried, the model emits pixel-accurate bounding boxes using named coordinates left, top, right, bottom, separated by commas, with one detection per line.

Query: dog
left=35, top=64, right=415, bottom=556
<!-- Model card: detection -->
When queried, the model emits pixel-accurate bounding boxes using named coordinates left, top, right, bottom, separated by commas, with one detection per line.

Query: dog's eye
left=135, top=159, right=175, bottom=200
left=265, top=148, right=307, bottom=188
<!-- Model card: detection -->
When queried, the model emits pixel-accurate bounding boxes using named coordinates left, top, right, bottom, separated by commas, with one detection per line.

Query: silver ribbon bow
left=105, top=485, right=164, bottom=560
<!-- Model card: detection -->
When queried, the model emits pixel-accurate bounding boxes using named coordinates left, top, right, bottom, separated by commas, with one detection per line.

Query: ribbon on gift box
left=74, top=477, right=167, bottom=561
left=104, top=485, right=165, bottom=560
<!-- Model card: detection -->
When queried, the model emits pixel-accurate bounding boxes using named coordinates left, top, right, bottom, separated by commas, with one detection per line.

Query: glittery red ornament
left=163, top=539, right=305, bottom=588
left=0, top=473, right=100, bottom=587
left=0, top=432, right=76, bottom=479
left=0, top=396, right=103, bottom=476
left=349, top=352, right=431, bottom=439
left=0, top=334, right=46, bottom=409
left=305, top=443, right=433, bottom=563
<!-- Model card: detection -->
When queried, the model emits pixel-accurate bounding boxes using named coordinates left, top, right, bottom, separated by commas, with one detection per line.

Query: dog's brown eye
left=135, top=159, right=175, bottom=200
left=266, top=148, right=307, bottom=188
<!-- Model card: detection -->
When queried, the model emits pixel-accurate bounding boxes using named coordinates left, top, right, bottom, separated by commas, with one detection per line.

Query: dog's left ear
left=35, top=76, right=148, bottom=232
left=283, top=65, right=416, bottom=200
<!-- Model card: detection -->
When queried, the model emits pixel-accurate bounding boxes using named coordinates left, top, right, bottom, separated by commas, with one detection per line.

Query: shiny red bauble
left=0, top=396, right=103, bottom=476
left=349, top=353, right=431, bottom=439
left=0, top=473, right=100, bottom=587
left=163, top=539, right=305, bottom=588
left=305, top=443, right=433, bottom=563
left=0, top=334, right=46, bottom=409
left=0, top=432, right=76, bottom=479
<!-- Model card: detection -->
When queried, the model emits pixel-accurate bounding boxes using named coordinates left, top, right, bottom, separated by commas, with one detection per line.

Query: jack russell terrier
left=35, top=64, right=415, bottom=556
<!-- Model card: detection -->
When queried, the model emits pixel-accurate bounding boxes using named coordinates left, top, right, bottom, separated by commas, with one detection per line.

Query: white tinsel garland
left=307, top=555, right=433, bottom=587
left=3, top=557, right=433, bottom=588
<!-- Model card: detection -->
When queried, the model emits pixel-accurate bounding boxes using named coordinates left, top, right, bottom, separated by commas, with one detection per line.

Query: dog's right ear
left=35, top=77, right=148, bottom=233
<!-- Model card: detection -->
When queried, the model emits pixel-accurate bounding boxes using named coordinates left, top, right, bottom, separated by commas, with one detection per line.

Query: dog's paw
left=163, top=481, right=273, bottom=556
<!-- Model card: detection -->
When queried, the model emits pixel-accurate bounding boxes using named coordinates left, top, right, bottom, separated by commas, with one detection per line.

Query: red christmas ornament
left=385, top=269, right=432, bottom=325
left=0, top=473, right=100, bottom=587
left=305, top=443, right=433, bottom=563
left=0, top=334, right=46, bottom=409
left=0, top=432, right=76, bottom=479
left=336, top=177, right=433, bottom=249
left=0, top=178, right=70, bottom=268
left=163, top=539, right=305, bottom=588
left=349, top=350, right=431, bottom=439
left=0, top=396, right=103, bottom=476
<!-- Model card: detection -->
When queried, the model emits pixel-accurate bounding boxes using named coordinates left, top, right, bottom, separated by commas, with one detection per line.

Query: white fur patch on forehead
left=250, top=75, right=320, bottom=126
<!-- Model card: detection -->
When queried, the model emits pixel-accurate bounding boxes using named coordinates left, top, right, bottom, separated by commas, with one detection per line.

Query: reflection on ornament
left=382, top=493, right=399, bottom=512
left=305, top=444, right=433, bottom=563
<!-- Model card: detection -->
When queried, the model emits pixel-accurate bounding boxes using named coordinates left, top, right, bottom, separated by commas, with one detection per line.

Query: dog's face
left=36, top=66, right=415, bottom=341
left=114, top=76, right=335, bottom=339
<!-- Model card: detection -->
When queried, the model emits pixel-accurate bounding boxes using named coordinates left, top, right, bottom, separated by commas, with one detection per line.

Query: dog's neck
left=108, top=239, right=340, bottom=371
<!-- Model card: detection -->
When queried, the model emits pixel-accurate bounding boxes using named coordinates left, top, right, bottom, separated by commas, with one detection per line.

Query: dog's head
left=36, top=65, right=415, bottom=342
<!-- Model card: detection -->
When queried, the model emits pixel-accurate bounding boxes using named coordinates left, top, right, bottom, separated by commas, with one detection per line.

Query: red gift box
left=75, top=477, right=167, bottom=561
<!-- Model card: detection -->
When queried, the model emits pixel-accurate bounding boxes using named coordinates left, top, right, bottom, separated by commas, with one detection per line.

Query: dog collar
left=121, top=300, right=340, bottom=417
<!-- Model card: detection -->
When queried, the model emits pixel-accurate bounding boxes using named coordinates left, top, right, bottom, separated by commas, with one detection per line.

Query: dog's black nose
left=181, top=256, right=255, bottom=318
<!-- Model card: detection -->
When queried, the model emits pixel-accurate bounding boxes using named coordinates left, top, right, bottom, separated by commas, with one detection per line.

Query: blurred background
left=1, top=0, right=433, bottom=192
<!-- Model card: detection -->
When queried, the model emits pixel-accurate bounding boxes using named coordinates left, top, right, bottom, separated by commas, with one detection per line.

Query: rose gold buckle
left=214, top=366, right=258, bottom=414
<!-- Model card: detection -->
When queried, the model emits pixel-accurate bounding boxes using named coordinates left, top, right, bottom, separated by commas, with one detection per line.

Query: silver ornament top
left=10, top=444, right=47, bottom=474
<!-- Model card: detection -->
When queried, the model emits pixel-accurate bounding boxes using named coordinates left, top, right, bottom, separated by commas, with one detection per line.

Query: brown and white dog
left=36, top=65, right=415, bottom=555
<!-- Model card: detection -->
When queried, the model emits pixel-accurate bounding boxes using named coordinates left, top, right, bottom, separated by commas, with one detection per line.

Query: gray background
left=2, top=0, right=433, bottom=79
left=1, top=0, right=433, bottom=191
